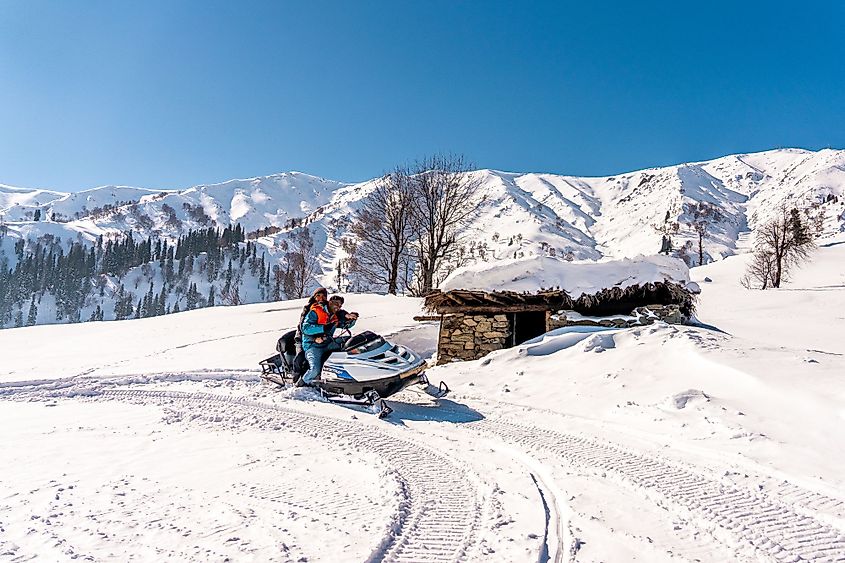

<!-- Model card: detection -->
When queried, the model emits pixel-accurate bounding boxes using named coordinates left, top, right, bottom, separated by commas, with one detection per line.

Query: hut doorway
left=512, top=311, right=548, bottom=345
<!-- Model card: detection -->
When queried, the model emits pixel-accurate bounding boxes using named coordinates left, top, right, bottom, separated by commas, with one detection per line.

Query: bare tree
left=219, top=286, right=242, bottom=306
left=282, top=227, right=320, bottom=299
left=409, top=154, right=484, bottom=294
left=337, top=237, right=363, bottom=292
left=351, top=169, right=415, bottom=294
left=690, top=202, right=723, bottom=266
left=741, top=249, right=776, bottom=289
left=676, top=239, right=695, bottom=267
left=655, top=209, right=679, bottom=255
left=742, top=206, right=815, bottom=289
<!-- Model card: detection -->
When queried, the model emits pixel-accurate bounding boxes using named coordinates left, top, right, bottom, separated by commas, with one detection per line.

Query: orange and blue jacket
left=302, top=302, right=356, bottom=349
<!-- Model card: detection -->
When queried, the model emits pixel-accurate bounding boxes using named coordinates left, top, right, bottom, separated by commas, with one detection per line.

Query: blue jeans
left=303, top=339, right=343, bottom=384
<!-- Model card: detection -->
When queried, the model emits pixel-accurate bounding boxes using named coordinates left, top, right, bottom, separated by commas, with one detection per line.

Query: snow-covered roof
left=440, top=254, right=692, bottom=298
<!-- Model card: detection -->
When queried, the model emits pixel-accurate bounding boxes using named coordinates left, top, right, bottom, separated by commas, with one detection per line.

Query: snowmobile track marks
left=97, top=389, right=482, bottom=563
left=471, top=418, right=845, bottom=562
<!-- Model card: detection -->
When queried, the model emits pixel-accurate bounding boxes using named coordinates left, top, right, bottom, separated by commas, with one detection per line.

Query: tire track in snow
left=97, top=389, right=483, bottom=563
left=467, top=394, right=845, bottom=526
left=471, top=417, right=845, bottom=562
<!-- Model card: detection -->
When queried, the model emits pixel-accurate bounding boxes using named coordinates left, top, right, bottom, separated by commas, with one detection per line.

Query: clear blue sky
left=1, top=1, right=843, bottom=191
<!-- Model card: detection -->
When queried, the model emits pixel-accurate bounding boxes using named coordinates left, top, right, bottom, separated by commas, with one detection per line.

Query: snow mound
left=440, top=254, right=690, bottom=298
left=667, top=389, right=710, bottom=410
left=518, top=325, right=618, bottom=357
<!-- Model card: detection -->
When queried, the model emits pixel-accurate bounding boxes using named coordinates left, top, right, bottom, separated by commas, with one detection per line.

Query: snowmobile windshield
left=344, top=332, right=387, bottom=355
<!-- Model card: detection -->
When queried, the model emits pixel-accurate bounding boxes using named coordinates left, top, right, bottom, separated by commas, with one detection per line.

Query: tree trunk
left=387, top=251, right=400, bottom=295
left=698, top=231, right=704, bottom=266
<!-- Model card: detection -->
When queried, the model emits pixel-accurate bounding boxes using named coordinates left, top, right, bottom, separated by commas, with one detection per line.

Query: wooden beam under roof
left=449, top=292, right=467, bottom=306
left=481, top=293, right=509, bottom=306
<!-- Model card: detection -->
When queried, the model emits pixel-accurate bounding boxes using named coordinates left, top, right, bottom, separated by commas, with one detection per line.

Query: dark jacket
left=295, top=297, right=319, bottom=343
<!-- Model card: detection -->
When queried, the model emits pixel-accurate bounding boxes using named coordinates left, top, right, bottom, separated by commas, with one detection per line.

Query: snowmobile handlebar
left=335, top=327, right=353, bottom=339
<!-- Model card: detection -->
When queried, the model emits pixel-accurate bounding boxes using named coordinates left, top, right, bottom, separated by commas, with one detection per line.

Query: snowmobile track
left=471, top=417, right=845, bottom=562
left=97, top=389, right=483, bottom=563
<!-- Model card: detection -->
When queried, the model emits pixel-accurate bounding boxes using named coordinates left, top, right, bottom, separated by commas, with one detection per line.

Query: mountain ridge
left=2, top=148, right=844, bottom=292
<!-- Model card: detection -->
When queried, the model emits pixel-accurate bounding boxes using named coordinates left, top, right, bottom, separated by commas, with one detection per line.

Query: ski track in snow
left=470, top=417, right=845, bottom=562
left=95, top=388, right=483, bottom=563
left=3, top=375, right=845, bottom=562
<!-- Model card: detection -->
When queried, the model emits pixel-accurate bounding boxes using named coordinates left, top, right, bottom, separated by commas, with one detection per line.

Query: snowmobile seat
left=276, top=330, right=297, bottom=371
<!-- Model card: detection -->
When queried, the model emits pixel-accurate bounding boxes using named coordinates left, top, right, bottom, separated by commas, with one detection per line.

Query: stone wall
left=549, top=303, right=686, bottom=330
left=437, top=313, right=512, bottom=364
left=436, top=304, right=687, bottom=364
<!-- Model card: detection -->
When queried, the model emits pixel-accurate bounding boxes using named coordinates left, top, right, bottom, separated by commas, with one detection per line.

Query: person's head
left=312, top=287, right=328, bottom=302
left=328, top=295, right=344, bottom=312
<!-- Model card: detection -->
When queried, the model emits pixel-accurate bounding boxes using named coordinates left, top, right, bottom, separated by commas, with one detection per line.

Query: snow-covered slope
left=1, top=237, right=844, bottom=561
left=0, top=148, right=837, bottom=242
left=3, top=148, right=844, bottom=297
left=0, top=184, right=66, bottom=220
left=0, top=149, right=845, bottom=270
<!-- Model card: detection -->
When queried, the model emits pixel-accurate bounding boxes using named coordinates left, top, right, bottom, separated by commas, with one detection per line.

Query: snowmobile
left=259, top=329, right=449, bottom=418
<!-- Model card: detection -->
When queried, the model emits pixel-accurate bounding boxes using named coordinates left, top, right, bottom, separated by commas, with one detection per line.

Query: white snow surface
left=2, top=238, right=845, bottom=561
left=441, top=254, right=691, bottom=296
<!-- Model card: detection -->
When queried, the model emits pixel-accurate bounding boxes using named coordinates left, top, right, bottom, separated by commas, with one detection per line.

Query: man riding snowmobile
left=299, top=295, right=357, bottom=386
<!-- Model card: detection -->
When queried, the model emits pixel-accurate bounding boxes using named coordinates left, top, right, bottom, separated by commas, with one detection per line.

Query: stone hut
left=424, top=282, right=695, bottom=364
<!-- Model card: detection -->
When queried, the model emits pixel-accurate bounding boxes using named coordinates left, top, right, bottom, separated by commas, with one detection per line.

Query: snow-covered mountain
left=4, top=148, right=843, bottom=266
left=2, top=148, right=844, bottom=327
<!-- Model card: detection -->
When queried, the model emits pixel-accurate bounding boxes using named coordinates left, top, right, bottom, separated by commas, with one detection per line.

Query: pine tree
left=142, top=283, right=155, bottom=317
left=122, top=295, right=133, bottom=320
left=26, top=296, right=37, bottom=326
left=207, top=285, right=215, bottom=307
left=206, top=256, right=216, bottom=283
left=186, top=283, right=197, bottom=310
left=158, top=289, right=167, bottom=316
left=165, top=255, right=175, bottom=284
left=223, top=260, right=233, bottom=296
left=114, top=285, right=126, bottom=320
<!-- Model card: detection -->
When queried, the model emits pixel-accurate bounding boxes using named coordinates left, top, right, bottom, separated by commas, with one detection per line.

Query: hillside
left=1, top=148, right=844, bottom=327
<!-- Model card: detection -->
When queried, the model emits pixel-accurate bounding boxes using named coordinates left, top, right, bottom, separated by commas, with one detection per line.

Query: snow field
left=2, top=240, right=845, bottom=561
left=0, top=400, right=400, bottom=562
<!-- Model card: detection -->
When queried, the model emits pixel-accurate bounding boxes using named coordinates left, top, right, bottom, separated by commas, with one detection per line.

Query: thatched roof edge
left=425, top=281, right=695, bottom=317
